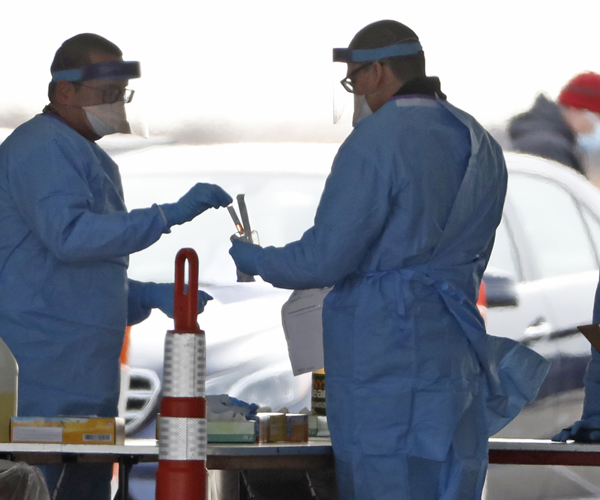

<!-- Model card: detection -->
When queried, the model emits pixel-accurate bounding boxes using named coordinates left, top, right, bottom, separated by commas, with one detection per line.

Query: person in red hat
left=508, top=71, right=600, bottom=176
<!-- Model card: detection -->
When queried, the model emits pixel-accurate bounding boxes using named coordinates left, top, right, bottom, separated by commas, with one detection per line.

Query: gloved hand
left=206, top=395, right=259, bottom=418
left=161, top=183, right=232, bottom=227
left=141, top=282, right=213, bottom=318
left=229, top=238, right=263, bottom=276
left=552, top=417, right=600, bottom=442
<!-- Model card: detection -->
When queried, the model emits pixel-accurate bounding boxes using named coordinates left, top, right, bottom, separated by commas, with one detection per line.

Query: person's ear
left=55, top=80, right=74, bottom=104
left=370, top=61, right=386, bottom=86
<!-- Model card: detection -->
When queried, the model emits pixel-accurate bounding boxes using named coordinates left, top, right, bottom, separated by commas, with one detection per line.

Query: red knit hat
left=558, top=72, right=600, bottom=113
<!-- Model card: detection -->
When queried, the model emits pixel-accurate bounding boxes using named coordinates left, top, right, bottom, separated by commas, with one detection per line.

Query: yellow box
left=10, top=417, right=125, bottom=445
left=269, top=414, right=287, bottom=442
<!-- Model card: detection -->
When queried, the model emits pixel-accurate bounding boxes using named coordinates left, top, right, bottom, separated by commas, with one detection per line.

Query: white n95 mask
left=83, top=101, right=131, bottom=137
left=353, top=94, right=373, bottom=127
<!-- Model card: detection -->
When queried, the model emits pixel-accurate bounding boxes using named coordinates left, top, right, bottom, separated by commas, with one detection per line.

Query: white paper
left=281, top=287, right=332, bottom=376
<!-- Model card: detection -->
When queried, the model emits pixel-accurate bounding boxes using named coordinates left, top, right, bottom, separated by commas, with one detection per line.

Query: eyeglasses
left=74, top=83, right=135, bottom=104
left=340, top=62, right=374, bottom=93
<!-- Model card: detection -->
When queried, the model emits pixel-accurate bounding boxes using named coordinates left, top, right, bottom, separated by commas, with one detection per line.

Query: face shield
left=331, top=40, right=423, bottom=124
left=52, top=60, right=148, bottom=138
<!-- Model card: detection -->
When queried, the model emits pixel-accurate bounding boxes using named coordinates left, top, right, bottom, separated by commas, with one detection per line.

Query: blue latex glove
left=206, top=395, right=259, bottom=418
left=229, top=238, right=263, bottom=276
left=161, top=183, right=232, bottom=227
left=552, top=417, right=600, bottom=442
left=141, top=282, right=213, bottom=318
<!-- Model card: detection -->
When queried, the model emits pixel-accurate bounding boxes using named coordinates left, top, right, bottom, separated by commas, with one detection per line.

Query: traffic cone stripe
left=158, top=416, right=207, bottom=461
left=163, top=333, right=206, bottom=398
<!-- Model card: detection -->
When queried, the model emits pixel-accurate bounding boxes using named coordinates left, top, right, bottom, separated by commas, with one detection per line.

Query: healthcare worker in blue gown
left=554, top=280, right=600, bottom=443
left=230, top=20, right=550, bottom=500
left=0, top=34, right=232, bottom=500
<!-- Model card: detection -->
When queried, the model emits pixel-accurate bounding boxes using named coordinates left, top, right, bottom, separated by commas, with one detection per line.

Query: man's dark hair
left=349, top=20, right=425, bottom=82
left=48, top=33, right=122, bottom=102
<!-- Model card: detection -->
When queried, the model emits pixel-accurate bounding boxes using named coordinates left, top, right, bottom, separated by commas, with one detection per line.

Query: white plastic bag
left=0, top=460, right=50, bottom=500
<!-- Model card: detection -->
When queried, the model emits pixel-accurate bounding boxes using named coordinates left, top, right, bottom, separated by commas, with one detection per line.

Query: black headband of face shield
left=333, top=40, right=423, bottom=63
left=52, top=61, right=141, bottom=82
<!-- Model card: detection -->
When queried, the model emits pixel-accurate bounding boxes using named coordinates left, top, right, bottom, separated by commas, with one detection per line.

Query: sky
left=3, top=0, right=600, bottom=142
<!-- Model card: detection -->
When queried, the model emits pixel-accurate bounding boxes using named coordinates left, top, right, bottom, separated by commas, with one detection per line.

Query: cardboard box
left=286, top=414, right=308, bottom=443
left=254, top=413, right=309, bottom=443
left=254, top=413, right=287, bottom=443
left=10, top=417, right=125, bottom=445
left=308, top=415, right=329, bottom=437
left=207, top=421, right=255, bottom=443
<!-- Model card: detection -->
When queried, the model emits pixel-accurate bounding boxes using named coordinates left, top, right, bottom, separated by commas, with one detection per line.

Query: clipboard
left=578, top=323, right=600, bottom=354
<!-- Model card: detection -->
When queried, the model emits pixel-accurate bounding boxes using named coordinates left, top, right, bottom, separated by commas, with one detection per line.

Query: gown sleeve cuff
left=127, top=280, right=152, bottom=325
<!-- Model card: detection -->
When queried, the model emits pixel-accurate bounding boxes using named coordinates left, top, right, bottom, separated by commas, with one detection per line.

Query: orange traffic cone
left=156, top=248, right=207, bottom=500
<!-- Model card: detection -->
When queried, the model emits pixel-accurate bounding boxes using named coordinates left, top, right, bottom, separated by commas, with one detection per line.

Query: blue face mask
left=578, top=111, right=600, bottom=152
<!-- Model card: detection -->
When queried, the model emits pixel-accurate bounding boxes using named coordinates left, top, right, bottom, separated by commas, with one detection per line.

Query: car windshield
left=117, top=143, right=337, bottom=286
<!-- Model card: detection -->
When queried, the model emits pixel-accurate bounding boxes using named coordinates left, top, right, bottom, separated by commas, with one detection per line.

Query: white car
left=116, top=144, right=600, bottom=500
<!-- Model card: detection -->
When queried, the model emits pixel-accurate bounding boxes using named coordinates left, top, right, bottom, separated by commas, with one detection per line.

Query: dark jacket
left=508, top=94, right=585, bottom=175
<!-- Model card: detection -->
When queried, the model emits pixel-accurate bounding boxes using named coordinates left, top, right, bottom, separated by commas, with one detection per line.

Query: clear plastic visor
left=79, top=79, right=149, bottom=139
left=124, top=78, right=149, bottom=138
left=332, top=62, right=352, bottom=124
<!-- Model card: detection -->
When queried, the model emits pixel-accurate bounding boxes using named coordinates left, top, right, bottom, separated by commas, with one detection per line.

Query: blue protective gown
left=253, top=95, right=550, bottom=500
left=0, top=114, right=168, bottom=498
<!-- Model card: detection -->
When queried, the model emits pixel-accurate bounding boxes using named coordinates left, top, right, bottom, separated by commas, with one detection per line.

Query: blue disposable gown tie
left=0, top=114, right=169, bottom=498
left=251, top=96, right=550, bottom=500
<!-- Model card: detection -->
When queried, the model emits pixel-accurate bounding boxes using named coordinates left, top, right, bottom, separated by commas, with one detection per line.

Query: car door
left=485, top=201, right=553, bottom=347
left=507, top=172, right=598, bottom=406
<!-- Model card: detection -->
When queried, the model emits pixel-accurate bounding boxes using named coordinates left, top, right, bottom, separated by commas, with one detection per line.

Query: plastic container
left=0, top=338, right=18, bottom=443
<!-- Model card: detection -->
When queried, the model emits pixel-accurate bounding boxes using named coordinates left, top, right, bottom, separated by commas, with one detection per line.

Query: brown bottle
left=311, top=369, right=326, bottom=416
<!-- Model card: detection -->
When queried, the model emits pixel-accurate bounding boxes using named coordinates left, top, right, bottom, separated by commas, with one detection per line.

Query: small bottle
left=311, top=369, right=326, bottom=416
left=0, top=337, right=18, bottom=442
